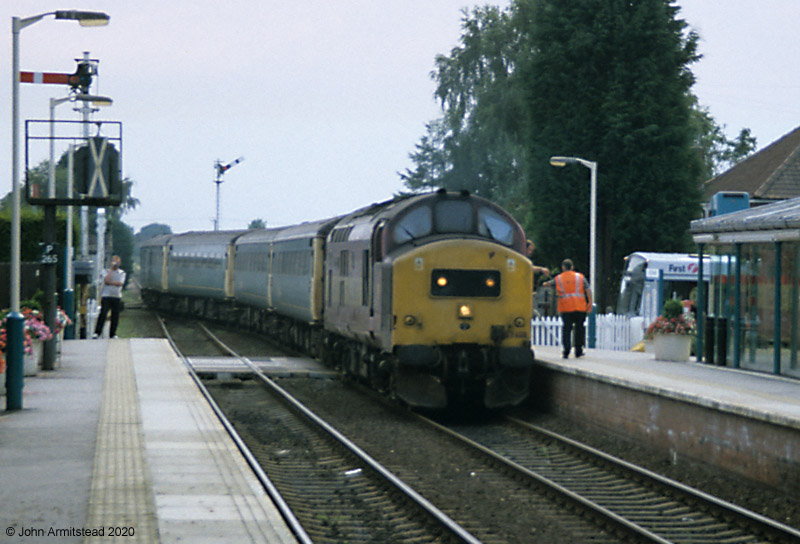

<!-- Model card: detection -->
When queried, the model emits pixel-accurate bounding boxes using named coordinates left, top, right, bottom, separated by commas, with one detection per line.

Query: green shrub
left=662, top=298, right=683, bottom=319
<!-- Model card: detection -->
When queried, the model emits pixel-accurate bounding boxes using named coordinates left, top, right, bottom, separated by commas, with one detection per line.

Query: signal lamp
left=514, top=317, right=526, bottom=328
left=458, top=305, right=472, bottom=319
left=436, top=276, right=448, bottom=288
left=485, top=277, right=496, bottom=288
left=403, top=315, right=417, bottom=326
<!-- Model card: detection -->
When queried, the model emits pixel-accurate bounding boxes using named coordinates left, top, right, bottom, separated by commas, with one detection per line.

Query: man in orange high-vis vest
left=552, top=259, right=592, bottom=359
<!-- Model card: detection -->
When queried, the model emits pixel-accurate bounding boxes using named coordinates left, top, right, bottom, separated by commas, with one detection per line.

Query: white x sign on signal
left=87, top=138, right=109, bottom=197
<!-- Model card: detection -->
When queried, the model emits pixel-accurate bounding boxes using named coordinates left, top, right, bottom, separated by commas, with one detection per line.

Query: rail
left=194, top=321, right=484, bottom=544
left=419, top=413, right=800, bottom=544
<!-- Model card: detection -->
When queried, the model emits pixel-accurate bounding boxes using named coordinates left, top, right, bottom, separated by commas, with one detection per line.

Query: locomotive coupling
left=491, top=325, right=509, bottom=344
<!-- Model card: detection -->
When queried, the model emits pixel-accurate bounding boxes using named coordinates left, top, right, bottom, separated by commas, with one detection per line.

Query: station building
left=691, top=195, right=800, bottom=379
left=690, top=126, right=800, bottom=379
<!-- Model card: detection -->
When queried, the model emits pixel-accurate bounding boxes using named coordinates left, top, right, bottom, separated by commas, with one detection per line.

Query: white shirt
left=99, top=267, right=126, bottom=298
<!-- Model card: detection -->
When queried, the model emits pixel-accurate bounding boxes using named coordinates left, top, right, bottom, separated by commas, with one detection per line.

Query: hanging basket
left=653, top=333, right=691, bottom=362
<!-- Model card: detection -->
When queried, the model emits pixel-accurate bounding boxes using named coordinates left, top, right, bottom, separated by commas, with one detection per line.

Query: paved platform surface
left=535, top=345, right=800, bottom=429
left=1, top=339, right=298, bottom=543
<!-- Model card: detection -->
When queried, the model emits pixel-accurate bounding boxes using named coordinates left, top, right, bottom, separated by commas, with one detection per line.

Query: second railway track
left=429, top=415, right=800, bottom=544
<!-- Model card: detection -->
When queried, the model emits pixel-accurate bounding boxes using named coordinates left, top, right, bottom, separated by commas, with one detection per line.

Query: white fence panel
left=531, top=314, right=637, bottom=352
left=596, top=313, right=634, bottom=351
left=530, top=316, right=562, bottom=346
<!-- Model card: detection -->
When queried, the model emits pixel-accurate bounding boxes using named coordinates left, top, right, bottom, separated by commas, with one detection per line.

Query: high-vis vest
left=555, top=270, right=588, bottom=313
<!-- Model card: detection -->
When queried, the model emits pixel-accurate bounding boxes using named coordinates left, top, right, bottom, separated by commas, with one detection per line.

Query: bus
left=616, top=252, right=711, bottom=332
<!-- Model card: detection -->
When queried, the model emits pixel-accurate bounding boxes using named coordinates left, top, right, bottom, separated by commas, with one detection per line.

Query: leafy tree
left=248, top=218, right=267, bottom=229
left=401, top=6, right=530, bottom=221
left=689, top=101, right=757, bottom=179
left=109, top=217, right=135, bottom=279
left=136, top=223, right=172, bottom=241
left=522, top=0, right=706, bottom=306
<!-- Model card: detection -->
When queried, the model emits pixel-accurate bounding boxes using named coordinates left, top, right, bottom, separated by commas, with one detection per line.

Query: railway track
left=158, top=316, right=483, bottom=544
left=158, top=315, right=800, bottom=543
left=428, top=415, right=800, bottom=544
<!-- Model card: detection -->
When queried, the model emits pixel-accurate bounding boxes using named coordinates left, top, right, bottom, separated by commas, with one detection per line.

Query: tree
left=403, top=0, right=755, bottom=307
left=248, top=218, right=267, bottom=229
left=137, top=223, right=172, bottom=239
left=522, top=0, right=706, bottom=307
left=401, top=6, right=530, bottom=222
left=689, top=101, right=757, bottom=179
left=109, top=217, right=135, bottom=279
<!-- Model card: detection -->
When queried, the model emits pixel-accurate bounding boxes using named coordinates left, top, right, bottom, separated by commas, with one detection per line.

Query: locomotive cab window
left=393, top=206, right=432, bottom=244
left=434, top=200, right=473, bottom=233
left=478, top=207, right=515, bottom=245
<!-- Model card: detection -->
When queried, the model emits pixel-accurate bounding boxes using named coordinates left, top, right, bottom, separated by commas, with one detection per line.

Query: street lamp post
left=549, top=155, right=598, bottom=349
left=7, top=9, right=109, bottom=411
left=44, top=94, right=113, bottom=367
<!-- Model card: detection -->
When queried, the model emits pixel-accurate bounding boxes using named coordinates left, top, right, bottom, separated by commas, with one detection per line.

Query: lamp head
left=54, top=10, right=110, bottom=26
left=549, top=156, right=574, bottom=167
left=75, top=93, right=113, bottom=106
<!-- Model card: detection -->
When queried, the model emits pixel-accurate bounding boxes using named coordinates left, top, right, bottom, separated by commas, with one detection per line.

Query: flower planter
left=24, top=340, right=43, bottom=376
left=653, top=333, right=691, bottom=362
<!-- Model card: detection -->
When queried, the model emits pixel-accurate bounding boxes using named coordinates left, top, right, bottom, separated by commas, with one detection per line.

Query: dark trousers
left=95, top=297, right=121, bottom=337
left=561, top=311, right=586, bottom=356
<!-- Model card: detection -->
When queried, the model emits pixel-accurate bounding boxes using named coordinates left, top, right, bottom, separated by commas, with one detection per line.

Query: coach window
left=435, top=200, right=473, bottom=233
left=393, top=206, right=432, bottom=244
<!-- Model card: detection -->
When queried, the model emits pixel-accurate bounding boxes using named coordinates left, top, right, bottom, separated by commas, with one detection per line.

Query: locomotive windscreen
left=430, top=269, right=501, bottom=297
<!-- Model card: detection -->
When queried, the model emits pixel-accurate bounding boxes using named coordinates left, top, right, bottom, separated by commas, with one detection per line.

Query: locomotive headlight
left=514, top=317, right=526, bottom=328
left=403, top=315, right=417, bottom=326
left=458, top=304, right=473, bottom=319
left=436, top=276, right=448, bottom=288
left=485, top=277, right=496, bottom=288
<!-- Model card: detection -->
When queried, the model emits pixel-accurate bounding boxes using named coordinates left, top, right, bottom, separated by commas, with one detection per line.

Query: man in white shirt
left=93, top=255, right=126, bottom=338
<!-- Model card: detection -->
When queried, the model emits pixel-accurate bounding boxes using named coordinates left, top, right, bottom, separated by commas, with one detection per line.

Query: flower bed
left=1, top=307, right=60, bottom=374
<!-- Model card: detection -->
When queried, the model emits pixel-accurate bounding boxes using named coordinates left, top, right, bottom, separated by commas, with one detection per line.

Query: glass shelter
left=691, top=198, right=800, bottom=378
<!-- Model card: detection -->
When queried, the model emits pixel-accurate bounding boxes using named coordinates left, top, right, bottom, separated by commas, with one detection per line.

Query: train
left=139, top=189, right=535, bottom=409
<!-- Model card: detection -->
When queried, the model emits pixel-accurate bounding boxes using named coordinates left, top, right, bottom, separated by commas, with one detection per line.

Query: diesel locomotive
left=140, top=190, right=535, bottom=408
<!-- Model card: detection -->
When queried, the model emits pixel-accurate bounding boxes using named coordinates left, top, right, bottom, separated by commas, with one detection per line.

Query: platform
left=532, top=345, right=800, bottom=492
left=0, top=339, right=299, bottom=543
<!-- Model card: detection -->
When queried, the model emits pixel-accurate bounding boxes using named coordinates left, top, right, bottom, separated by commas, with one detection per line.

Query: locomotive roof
left=336, top=190, right=499, bottom=224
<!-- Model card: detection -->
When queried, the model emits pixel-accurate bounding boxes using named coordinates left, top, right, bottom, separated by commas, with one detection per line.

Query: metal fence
left=531, top=314, right=638, bottom=352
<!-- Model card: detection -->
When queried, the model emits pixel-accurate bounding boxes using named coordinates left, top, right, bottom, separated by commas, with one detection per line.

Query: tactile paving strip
left=85, top=340, right=159, bottom=543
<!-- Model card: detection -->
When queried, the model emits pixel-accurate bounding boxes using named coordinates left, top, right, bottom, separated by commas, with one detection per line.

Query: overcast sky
left=2, top=1, right=798, bottom=234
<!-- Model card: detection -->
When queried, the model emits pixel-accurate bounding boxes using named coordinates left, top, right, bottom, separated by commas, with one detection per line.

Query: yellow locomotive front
left=381, top=192, right=534, bottom=408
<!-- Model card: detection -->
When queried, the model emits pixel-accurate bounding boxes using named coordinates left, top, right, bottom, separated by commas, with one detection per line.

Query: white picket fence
left=531, top=314, right=639, bottom=352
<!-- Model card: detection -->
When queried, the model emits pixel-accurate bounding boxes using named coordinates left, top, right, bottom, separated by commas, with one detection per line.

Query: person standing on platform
left=525, top=240, right=551, bottom=316
left=93, top=255, right=126, bottom=339
left=548, top=258, right=592, bottom=359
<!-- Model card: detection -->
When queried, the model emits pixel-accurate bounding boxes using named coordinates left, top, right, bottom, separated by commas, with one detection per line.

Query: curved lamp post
left=549, top=155, right=598, bottom=349
left=47, top=94, right=113, bottom=354
left=7, top=9, right=109, bottom=411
